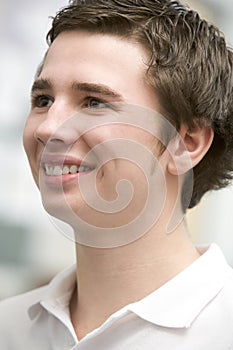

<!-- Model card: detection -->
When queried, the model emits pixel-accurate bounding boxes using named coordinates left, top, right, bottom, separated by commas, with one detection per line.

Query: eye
left=32, top=95, right=54, bottom=108
left=87, top=98, right=109, bottom=109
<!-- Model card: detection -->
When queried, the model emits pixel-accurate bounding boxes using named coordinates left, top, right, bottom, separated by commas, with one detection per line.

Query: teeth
left=79, top=166, right=85, bottom=173
left=53, top=166, right=63, bottom=176
left=45, top=164, right=92, bottom=176
left=62, top=166, right=70, bottom=175
left=45, top=165, right=53, bottom=176
left=70, top=165, right=78, bottom=174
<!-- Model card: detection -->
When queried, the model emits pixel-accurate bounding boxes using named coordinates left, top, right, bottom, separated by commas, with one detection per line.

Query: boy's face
left=23, top=31, right=175, bottom=246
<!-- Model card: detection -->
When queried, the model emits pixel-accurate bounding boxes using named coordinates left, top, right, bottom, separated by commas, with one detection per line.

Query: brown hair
left=46, top=0, right=233, bottom=209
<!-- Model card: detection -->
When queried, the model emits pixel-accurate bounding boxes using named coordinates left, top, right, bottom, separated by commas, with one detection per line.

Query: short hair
left=46, top=0, right=233, bottom=209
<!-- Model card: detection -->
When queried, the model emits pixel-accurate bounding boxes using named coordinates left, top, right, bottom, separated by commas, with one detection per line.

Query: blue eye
left=88, top=98, right=108, bottom=109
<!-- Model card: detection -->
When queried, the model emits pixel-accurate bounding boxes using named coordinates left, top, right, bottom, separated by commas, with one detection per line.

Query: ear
left=167, top=123, right=214, bottom=175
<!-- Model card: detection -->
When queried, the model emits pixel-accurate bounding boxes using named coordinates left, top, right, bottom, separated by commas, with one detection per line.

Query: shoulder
left=198, top=261, right=233, bottom=333
left=205, top=246, right=233, bottom=314
left=0, top=285, right=48, bottom=331
left=0, top=264, right=76, bottom=327
left=0, top=285, right=48, bottom=350
left=0, top=265, right=76, bottom=349
left=214, top=267, right=233, bottom=309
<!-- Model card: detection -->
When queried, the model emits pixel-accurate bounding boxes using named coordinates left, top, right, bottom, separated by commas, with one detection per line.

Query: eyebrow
left=31, top=78, right=124, bottom=100
left=72, top=82, right=123, bottom=100
left=31, top=78, right=51, bottom=94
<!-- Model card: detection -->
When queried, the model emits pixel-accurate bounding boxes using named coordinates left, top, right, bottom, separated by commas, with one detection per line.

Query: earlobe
left=167, top=124, right=214, bottom=176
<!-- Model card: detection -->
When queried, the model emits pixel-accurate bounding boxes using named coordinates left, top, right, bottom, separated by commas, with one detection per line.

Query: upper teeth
left=45, top=164, right=92, bottom=176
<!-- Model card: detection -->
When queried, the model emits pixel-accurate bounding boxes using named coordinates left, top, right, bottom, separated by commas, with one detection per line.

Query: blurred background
left=0, top=0, right=233, bottom=300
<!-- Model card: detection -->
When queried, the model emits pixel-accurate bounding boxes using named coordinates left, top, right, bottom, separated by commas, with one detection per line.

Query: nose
left=34, top=105, right=80, bottom=148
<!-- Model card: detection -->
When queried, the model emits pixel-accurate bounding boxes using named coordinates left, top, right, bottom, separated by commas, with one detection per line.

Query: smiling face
left=23, top=31, right=169, bottom=243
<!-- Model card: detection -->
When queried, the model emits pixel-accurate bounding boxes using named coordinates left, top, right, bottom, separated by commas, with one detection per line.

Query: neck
left=70, top=219, right=200, bottom=339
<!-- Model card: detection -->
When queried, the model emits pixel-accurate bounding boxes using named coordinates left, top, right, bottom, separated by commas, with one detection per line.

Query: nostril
left=34, top=123, right=64, bottom=146
left=43, top=138, right=68, bottom=153
left=36, top=136, right=46, bottom=146
left=34, top=116, right=81, bottom=147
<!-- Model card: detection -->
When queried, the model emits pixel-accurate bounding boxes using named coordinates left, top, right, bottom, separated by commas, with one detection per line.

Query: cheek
left=83, top=126, right=113, bottom=147
left=23, top=118, right=40, bottom=187
left=23, top=118, right=37, bottom=155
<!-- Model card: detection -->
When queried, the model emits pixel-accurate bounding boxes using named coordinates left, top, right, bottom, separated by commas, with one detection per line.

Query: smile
left=44, top=164, right=93, bottom=176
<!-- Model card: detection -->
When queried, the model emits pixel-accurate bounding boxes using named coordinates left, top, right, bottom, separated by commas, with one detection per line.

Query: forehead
left=41, top=31, right=147, bottom=80
left=37, top=31, right=160, bottom=111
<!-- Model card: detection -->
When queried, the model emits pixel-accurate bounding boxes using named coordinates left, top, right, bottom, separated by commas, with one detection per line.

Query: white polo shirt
left=0, top=243, right=233, bottom=350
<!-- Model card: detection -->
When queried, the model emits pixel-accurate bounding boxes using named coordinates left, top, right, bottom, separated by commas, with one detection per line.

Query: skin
left=23, top=31, right=214, bottom=340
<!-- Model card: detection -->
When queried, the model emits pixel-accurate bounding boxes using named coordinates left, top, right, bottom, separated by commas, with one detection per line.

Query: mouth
left=40, top=154, right=96, bottom=184
left=44, top=164, right=94, bottom=176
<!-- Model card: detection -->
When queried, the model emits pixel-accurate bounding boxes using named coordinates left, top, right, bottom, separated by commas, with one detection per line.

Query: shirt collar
left=28, top=264, right=76, bottom=321
left=128, top=243, right=232, bottom=328
left=28, top=243, right=231, bottom=330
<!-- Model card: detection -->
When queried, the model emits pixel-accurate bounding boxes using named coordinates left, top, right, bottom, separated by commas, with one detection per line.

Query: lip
left=39, top=153, right=96, bottom=187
